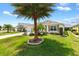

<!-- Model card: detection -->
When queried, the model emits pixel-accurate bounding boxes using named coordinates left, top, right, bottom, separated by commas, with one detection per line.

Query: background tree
left=3, top=24, right=13, bottom=32
left=12, top=3, right=55, bottom=43
left=0, top=26, right=2, bottom=30
left=17, top=24, right=24, bottom=32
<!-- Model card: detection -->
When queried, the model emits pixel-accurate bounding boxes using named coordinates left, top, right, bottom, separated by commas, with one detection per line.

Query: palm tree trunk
left=34, top=18, right=38, bottom=39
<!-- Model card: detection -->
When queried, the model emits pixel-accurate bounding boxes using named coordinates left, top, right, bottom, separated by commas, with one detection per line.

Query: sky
left=0, top=3, right=79, bottom=27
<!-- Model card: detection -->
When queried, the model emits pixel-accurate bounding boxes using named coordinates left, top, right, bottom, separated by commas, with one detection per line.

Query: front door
left=59, top=27, right=63, bottom=35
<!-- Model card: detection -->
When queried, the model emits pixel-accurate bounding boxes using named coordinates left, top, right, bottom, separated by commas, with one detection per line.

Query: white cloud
left=3, top=11, right=17, bottom=17
left=54, top=15, right=79, bottom=27
left=56, top=6, right=71, bottom=11
left=64, top=15, right=79, bottom=20
left=76, top=3, right=79, bottom=6
left=59, top=3, right=69, bottom=6
left=63, top=15, right=79, bottom=25
left=76, top=3, right=79, bottom=10
left=56, top=3, right=72, bottom=11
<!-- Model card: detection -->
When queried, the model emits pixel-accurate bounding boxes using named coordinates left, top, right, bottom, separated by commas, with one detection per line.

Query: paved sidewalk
left=0, top=32, right=24, bottom=39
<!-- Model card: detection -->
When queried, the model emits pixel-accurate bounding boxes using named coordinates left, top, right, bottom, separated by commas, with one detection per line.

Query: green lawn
left=0, top=32, right=21, bottom=36
left=0, top=31, right=79, bottom=56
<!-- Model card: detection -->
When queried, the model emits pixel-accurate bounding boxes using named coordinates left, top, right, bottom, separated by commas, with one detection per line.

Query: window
left=50, top=26, right=57, bottom=31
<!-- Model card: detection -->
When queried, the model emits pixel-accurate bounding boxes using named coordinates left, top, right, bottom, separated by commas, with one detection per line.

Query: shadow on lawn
left=16, top=38, right=75, bottom=56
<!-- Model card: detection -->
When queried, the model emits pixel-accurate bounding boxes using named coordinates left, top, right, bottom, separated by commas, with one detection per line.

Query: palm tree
left=12, top=3, right=55, bottom=43
left=3, top=24, right=13, bottom=32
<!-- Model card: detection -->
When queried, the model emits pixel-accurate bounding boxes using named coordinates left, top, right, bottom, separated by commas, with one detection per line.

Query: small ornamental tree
left=38, top=23, right=45, bottom=32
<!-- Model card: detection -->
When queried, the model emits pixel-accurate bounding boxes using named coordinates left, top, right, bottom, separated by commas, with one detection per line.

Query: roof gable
left=42, top=20, right=63, bottom=25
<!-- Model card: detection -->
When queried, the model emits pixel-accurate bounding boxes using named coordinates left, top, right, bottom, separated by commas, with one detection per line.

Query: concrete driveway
left=0, top=32, right=24, bottom=39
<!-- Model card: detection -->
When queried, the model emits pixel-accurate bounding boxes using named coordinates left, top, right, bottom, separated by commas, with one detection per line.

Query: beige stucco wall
left=43, top=24, right=64, bottom=33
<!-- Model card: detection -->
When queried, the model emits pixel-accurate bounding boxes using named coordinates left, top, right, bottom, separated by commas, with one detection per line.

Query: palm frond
left=11, top=3, right=55, bottom=20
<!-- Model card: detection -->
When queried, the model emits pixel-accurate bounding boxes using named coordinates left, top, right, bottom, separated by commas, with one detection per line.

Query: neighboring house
left=17, top=20, right=64, bottom=35
left=16, top=23, right=25, bottom=32
left=16, top=23, right=34, bottom=34
left=23, top=24, right=34, bottom=35
left=72, top=24, right=79, bottom=33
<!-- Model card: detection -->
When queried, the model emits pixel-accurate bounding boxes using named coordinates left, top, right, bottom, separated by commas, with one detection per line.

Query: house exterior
left=72, top=24, right=79, bottom=33
left=42, top=20, right=64, bottom=34
left=17, top=20, right=64, bottom=35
